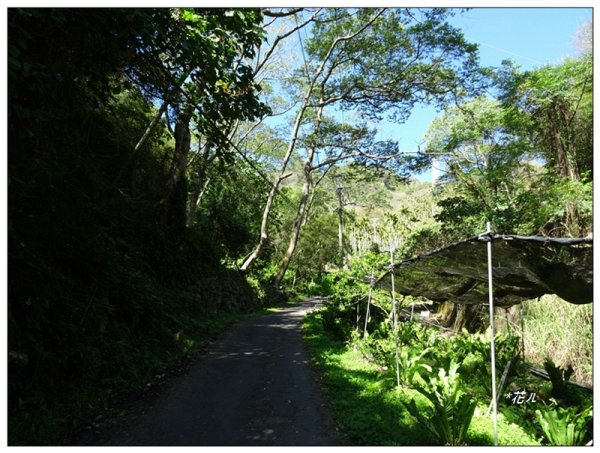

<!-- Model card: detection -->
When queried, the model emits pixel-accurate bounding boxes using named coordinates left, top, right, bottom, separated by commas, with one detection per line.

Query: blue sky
left=262, top=7, right=592, bottom=181
left=454, top=8, right=591, bottom=69
left=376, top=7, right=593, bottom=180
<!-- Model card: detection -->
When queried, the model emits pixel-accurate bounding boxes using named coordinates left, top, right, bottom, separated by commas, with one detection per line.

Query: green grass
left=302, top=309, right=541, bottom=446
left=468, top=406, right=540, bottom=445
left=522, top=295, right=592, bottom=386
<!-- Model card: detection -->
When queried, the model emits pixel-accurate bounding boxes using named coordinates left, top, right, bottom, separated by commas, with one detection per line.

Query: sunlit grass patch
left=302, top=309, right=542, bottom=446
left=467, top=405, right=540, bottom=446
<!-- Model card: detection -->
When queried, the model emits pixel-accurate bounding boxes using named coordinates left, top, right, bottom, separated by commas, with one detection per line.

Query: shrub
left=536, top=404, right=592, bottom=446
left=436, top=329, right=520, bottom=395
left=403, top=362, right=477, bottom=445
left=522, top=295, right=592, bottom=386
left=354, top=330, right=433, bottom=386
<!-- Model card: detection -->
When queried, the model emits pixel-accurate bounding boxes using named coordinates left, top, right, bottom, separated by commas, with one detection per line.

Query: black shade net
left=375, top=234, right=592, bottom=307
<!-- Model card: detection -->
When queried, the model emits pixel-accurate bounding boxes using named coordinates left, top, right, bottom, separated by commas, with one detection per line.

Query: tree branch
left=263, top=8, right=304, bottom=18
left=255, top=8, right=321, bottom=75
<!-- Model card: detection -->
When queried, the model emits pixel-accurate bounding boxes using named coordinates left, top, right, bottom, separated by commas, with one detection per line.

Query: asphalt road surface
left=75, top=298, right=342, bottom=446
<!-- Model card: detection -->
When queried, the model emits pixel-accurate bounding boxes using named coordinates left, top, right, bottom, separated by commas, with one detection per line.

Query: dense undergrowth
left=303, top=310, right=541, bottom=445
left=8, top=217, right=282, bottom=445
left=303, top=306, right=592, bottom=446
left=299, top=253, right=593, bottom=446
left=7, top=9, right=279, bottom=445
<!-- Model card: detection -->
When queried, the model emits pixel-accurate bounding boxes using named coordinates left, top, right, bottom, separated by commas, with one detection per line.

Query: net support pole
left=486, top=222, right=498, bottom=446
left=520, top=303, right=526, bottom=362
left=390, top=248, right=400, bottom=387
left=363, top=270, right=374, bottom=339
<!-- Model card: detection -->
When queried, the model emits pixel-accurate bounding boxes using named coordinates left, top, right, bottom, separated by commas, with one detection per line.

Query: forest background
left=3, top=4, right=594, bottom=445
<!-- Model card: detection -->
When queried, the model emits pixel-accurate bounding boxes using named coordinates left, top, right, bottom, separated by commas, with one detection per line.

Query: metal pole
left=486, top=221, right=498, bottom=446
left=336, top=186, right=344, bottom=267
left=363, top=269, right=374, bottom=339
left=520, top=303, right=526, bottom=362
left=390, top=248, right=400, bottom=387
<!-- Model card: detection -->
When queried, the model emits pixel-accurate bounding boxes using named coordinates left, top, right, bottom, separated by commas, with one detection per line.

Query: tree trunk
left=273, top=104, right=324, bottom=287
left=186, top=175, right=211, bottom=227
left=547, top=103, right=582, bottom=236
left=438, top=302, right=484, bottom=333
left=274, top=149, right=315, bottom=288
left=185, top=142, right=216, bottom=228
left=136, top=101, right=169, bottom=154
left=160, top=103, right=193, bottom=218
left=240, top=96, right=311, bottom=271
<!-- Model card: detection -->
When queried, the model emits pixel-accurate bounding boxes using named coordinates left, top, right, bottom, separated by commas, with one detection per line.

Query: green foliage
left=396, top=346, right=434, bottom=385
left=522, top=295, right=592, bottom=386
left=468, top=407, right=539, bottom=446
left=510, top=171, right=593, bottom=236
left=441, top=329, right=520, bottom=395
left=303, top=310, right=441, bottom=445
left=497, top=55, right=592, bottom=236
left=306, top=8, right=483, bottom=122
left=404, top=362, right=477, bottom=445
left=536, top=404, right=592, bottom=446
left=7, top=7, right=274, bottom=445
left=499, top=56, right=592, bottom=180
left=424, top=96, right=538, bottom=236
left=196, top=160, right=269, bottom=256
left=293, top=211, right=340, bottom=280
left=320, top=299, right=358, bottom=342
left=423, top=52, right=593, bottom=238
left=353, top=328, right=433, bottom=385
left=316, top=250, right=389, bottom=340
left=347, top=180, right=442, bottom=259
left=306, top=307, right=543, bottom=446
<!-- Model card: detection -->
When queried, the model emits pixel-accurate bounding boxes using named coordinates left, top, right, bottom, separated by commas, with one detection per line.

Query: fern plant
left=403, top=361, right=477, bottom=445
left=536, top=404, right=592, bottom=446
left=397, top=346, right=433, bottom=384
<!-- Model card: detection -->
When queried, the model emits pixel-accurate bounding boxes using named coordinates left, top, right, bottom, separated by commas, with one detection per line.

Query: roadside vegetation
left=522, top=295, right=593, bottom=386
left=302, top=258, right=593, bottom=445
left=303, top=309, right=542, bottom=446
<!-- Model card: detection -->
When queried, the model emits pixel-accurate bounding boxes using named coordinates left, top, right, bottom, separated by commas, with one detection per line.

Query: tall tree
left=270, top=8, right=485, bottom=287
left=423, top=52, right=593, bottom=238
left=423, top=96, right=535, bottom=235
left=500, top=56, right=592, bottom=181
left=229, top=8, right=323, bottom=269
left=147, top=9, right=270, bottom=224
left=498, top=55, right=592, bottom=235
left=8, top=11, right=272, bottom=443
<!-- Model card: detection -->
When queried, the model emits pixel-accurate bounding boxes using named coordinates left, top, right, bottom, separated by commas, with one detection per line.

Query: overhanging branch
left=263, top=8, right=304, bottom=18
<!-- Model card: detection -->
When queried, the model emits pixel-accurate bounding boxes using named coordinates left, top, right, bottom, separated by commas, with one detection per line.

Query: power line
left=295, top=11, right=312, bottom=83
left=469, top=38, right=545, bottom=65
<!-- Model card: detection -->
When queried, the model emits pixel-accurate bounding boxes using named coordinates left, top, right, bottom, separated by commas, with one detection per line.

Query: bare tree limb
left=255, top=8, right=321, bottom=75
left=263, top=8, right=304, bottom=18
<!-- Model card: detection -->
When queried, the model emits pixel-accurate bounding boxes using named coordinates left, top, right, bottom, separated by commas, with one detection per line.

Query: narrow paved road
left=76, top=298, right=341, bottom=446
